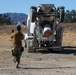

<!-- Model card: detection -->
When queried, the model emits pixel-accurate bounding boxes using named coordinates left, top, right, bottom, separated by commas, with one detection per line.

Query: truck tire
left=56, top=27, right=63, bottom=46
left=27, top=40, right=36, bottom=53
left=30, top=8, right=36, bottom=22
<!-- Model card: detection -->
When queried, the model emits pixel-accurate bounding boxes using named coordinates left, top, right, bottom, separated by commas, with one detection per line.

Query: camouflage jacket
left=11, top=31, right=24, bottom=47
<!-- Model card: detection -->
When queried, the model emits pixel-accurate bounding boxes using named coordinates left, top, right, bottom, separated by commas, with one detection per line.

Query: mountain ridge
left=5, top=12, right=28, bottom=23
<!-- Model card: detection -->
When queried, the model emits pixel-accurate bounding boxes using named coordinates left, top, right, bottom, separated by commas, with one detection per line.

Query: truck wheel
left=56, top=27, right=63, bottom=46
left=27, top=40, right=36, bottom=53
left=30, top=8, right=36, bottom=22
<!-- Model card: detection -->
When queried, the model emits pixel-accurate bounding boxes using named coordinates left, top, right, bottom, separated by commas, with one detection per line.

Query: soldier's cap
left=16, top=24, right=21, bottom=30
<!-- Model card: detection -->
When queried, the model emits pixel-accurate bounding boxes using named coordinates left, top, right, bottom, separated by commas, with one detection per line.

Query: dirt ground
left=0, top=23, right=76, bottom=75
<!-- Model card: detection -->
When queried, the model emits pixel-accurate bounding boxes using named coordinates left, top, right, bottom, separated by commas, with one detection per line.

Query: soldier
left=11, top=24, right=24, bottom=68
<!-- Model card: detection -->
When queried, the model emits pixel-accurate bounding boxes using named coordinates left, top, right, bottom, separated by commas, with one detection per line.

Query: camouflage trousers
left=11, top=46, right=22, bottom=63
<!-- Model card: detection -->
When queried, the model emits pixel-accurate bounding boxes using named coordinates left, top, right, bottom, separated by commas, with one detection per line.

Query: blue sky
left=0, top=0, right=76, bottom=14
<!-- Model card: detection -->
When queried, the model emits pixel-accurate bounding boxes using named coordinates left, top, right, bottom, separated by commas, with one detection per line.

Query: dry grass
left=0, top=24, right=76, bottom=75
left=0, top=23, right=76, bottom=49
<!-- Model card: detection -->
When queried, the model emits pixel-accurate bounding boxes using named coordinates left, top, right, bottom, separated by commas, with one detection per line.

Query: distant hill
left=5, top=13, right=28, bottom=23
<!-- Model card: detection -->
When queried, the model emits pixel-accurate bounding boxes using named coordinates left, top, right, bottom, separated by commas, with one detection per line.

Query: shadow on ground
left=19, top=66, right=76, bottom=70
left=62, top=46, right=76, bottom=55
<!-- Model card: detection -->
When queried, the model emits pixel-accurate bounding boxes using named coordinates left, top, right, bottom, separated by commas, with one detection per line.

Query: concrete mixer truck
left=24, top=4, right=65, bottom=53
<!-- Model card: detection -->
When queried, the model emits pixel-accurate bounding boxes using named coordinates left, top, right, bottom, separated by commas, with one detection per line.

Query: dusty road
left=0, top=24, right=76, bottom=75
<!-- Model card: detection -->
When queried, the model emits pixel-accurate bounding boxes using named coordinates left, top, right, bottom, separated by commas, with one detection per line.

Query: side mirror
left=30, top=6, right=37, bottom=22
left=57, top=6, right=65, bottom=22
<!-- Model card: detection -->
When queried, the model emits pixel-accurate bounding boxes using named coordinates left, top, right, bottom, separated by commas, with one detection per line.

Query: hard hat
left=16, top=24, right=21, bottom=30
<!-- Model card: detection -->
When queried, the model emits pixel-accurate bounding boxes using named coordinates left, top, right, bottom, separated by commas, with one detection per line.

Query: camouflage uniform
left=11, top=31, right=24, bottom=68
